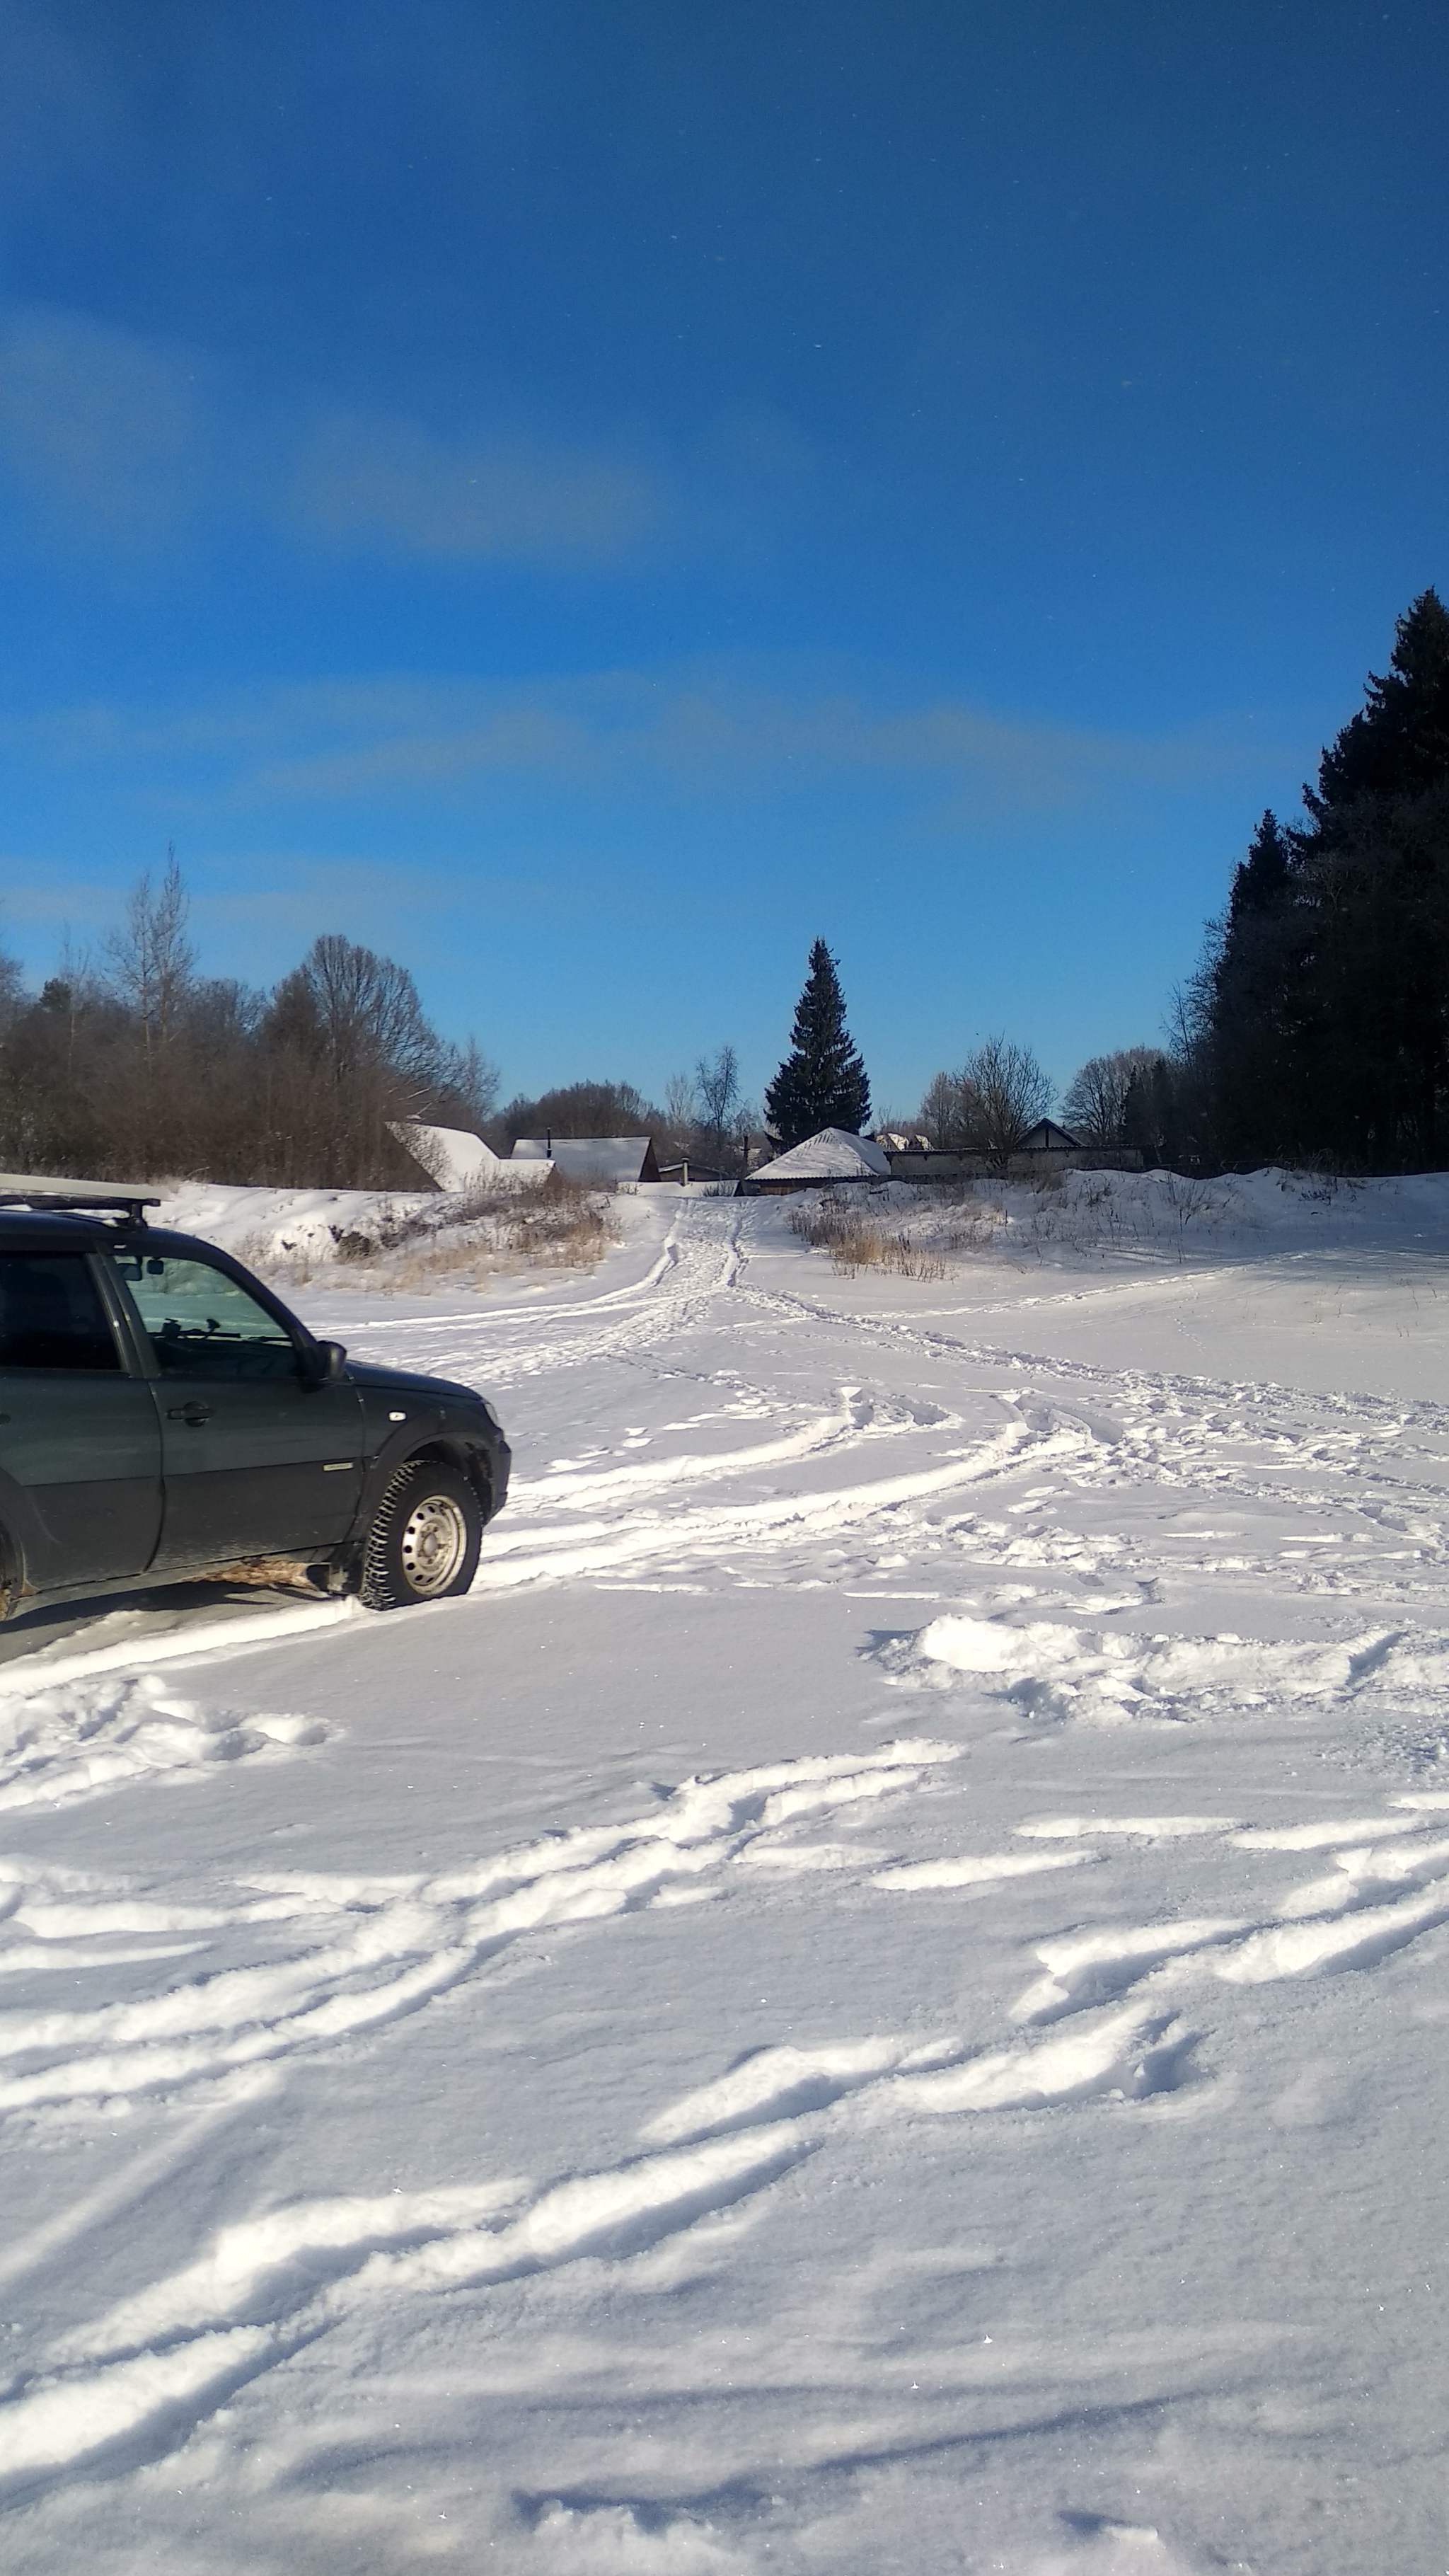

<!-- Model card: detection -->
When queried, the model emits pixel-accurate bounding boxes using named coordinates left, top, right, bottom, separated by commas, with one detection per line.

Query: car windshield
left=115, top=1251, right=301, bottom=1380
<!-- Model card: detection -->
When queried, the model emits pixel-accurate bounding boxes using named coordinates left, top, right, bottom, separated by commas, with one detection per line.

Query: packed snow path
left=3, top=1188, right=1449, bottom=2574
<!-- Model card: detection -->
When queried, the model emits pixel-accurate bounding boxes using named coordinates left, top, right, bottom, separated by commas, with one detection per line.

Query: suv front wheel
left=360, top=1459, right=484, bottom=1609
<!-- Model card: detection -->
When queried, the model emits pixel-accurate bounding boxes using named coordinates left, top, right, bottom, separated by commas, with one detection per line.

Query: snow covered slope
left=3, top=1184, right=1449, bottom=2573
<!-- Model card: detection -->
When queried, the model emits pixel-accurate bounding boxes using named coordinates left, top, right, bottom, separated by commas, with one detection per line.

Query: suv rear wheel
left=360, top=1459, right=483, bottom=1609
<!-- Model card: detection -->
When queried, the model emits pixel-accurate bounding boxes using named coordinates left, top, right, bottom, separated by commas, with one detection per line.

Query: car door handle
left=167, top=1401, right=213, bottom=1427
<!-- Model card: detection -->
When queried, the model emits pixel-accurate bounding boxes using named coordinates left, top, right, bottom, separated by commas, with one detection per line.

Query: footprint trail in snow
left=6, top=1189, right=1449, bottom=2574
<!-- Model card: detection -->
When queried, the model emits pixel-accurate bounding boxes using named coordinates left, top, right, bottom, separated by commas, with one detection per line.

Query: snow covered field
left=4, top=1175, right=1449, bottom=2573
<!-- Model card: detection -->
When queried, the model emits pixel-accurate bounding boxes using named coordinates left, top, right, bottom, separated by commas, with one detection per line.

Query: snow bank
left=146, top=1176, right=613, bottom=1292
left=0, top=1664, right=337, bottom=1812
left=887, top=1607, right=1435, bottom=1724
left=797, top=1162, right=1449, bottom=1272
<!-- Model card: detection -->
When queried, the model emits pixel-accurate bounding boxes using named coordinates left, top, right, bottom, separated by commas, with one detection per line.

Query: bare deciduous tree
left=103, top=847, right=195, bottom=1074
left=695, top=1043, right=740, bottom=1163
left=660, top=1048, right=754, bottom=1176
left=664, top=1071, right=698, bottom=1136
left=498, top=1079, right=662, bottom=1147
left=963, top=1037, right=1053, bottom=1166
left=919, top=1037, right=1053, bottom=1169
left=0, top=940, right=23, bottom=1037
left=262, top=935, right=498, bottom=1185
left=919, top=1066, right=978, bottom=1151
left=1060, top=1046, right=1160, bottom=1146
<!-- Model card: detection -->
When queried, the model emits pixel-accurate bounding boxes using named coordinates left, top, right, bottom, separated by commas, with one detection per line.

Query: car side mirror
left=303, top=1338, right=348, bottom=1386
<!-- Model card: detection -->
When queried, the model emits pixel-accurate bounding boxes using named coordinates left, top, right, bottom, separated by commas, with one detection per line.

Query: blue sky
left=1, top=0, right=1445, bottom=1115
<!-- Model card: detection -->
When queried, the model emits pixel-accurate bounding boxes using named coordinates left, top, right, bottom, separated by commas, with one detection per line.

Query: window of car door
left=114, top=1251, right=301, bottom=1379
left=0, top=1250, right=163, bottom=1582
left=0, top=1251, right=125, bottom=1372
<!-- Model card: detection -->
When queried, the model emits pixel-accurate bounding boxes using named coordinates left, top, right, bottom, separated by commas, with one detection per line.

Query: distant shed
left=511, top=1136, right=662, bottom=1185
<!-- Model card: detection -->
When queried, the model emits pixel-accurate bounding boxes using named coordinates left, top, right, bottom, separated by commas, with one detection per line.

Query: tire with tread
left=360, top=1459, right=483, bottom=1610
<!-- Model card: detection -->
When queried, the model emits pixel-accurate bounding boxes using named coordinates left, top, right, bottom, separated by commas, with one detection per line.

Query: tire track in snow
left=475, top=1423, right=1090, bottom=1591
left=721, top=1209, right=1449, bottom=1537
left=0, top=1742, right=960, bottom=2116
left=352, top=1211, right=745, bottom=1393
left=512, top=1383, right=957, bottom=1519
left=175, top=1198, right=1449, bottom=1659
left=0, top=1996, right=1173, bottom=2497
left=345, top=1201, right=1449, bottom=1615
left=864, top=1788, right=1449, bottom=2026
left=7, top=1756, right=1448, bottom=2500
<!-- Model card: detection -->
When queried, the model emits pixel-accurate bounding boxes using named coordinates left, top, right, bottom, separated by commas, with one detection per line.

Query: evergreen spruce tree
left=1309, top=590, right=1449, bottom=819
left=1298, top=589, right=1449, bottom=1166
left=1225, top=810, right=1292, bottom=924
left=1202, top=590, right=1449, bottom=1171
left=764, top=940, right=871, bottom=1148
left=1206, top=811, right=1315, bottom=1162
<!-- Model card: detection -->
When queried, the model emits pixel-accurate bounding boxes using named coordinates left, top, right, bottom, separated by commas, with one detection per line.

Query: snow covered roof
left=390, top=1122, right=505, bottom=1190
left=750, top=1127, right=891, bottom=1185
left=511, top=1136, right=661, bottom=1185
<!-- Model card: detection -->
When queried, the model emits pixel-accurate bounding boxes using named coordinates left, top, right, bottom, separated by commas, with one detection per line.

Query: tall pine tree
left=764, top=941, right=871, bottom=1148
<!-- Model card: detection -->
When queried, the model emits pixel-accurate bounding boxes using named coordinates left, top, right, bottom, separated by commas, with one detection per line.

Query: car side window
left=114, top=1253, right=302, bottom=1381
left=0, top=1253, right=123, bottom=1372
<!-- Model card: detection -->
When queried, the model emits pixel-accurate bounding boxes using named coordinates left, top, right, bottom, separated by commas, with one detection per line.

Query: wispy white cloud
left=0, top=870, right=121, bottom=931
left=0, top=300, right=674, bottom=571
left=7, top=660, right=1271, bottom=824
left=288, top=409, right=665, bottom=566
left=0, top=307, right=207, bottom=551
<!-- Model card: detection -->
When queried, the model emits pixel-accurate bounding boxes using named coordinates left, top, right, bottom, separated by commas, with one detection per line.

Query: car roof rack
left=0, top=1190, right=161, bottom=1228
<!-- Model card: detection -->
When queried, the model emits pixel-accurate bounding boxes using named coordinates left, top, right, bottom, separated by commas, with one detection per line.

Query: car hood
left=344, top=1357, right=490, bottom=1408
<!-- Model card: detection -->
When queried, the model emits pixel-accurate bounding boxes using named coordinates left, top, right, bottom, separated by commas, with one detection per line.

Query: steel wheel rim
left=398, top=1493, right=469, bottom=1594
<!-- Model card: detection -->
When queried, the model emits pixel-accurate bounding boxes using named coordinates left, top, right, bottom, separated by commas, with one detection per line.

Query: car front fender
left=347, top=1422, right=503, bottom=1549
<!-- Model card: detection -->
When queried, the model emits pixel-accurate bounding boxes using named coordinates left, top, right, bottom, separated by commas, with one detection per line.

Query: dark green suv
left=0, top=1191, right=510, bottom=1621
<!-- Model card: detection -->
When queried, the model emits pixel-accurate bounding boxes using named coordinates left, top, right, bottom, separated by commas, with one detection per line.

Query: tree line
left=0, top=856, right=496, bottom=1188
left=1038, top=587, right=1449, bottom=1178
left=0, top=864, right=768, bottom=1188
left=1187, top=588, right=1449, bottom=1171
left=882, top=587, right=1449, bottom=1178
left=8, top=592, right=1446, bottom=1189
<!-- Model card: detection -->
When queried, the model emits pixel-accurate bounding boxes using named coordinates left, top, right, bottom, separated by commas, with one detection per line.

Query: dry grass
left=359, top=1174, right=614, bottom=1289
left=787, top=1193, right=949, bottom=1279
left=787, top=1171, right=1243, bottom=1278
left=241, top=1172, right=616, bottom=1296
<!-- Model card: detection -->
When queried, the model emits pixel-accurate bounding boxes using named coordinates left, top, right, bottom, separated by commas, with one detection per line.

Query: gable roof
left=751, top=1127, right=891, bottom=1184
left=390, top=1121, right=505, bottom=1190
left=511, top=1136, right=660, bottom=1184
left=1020, top=1119, right=1082, bottom=1151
